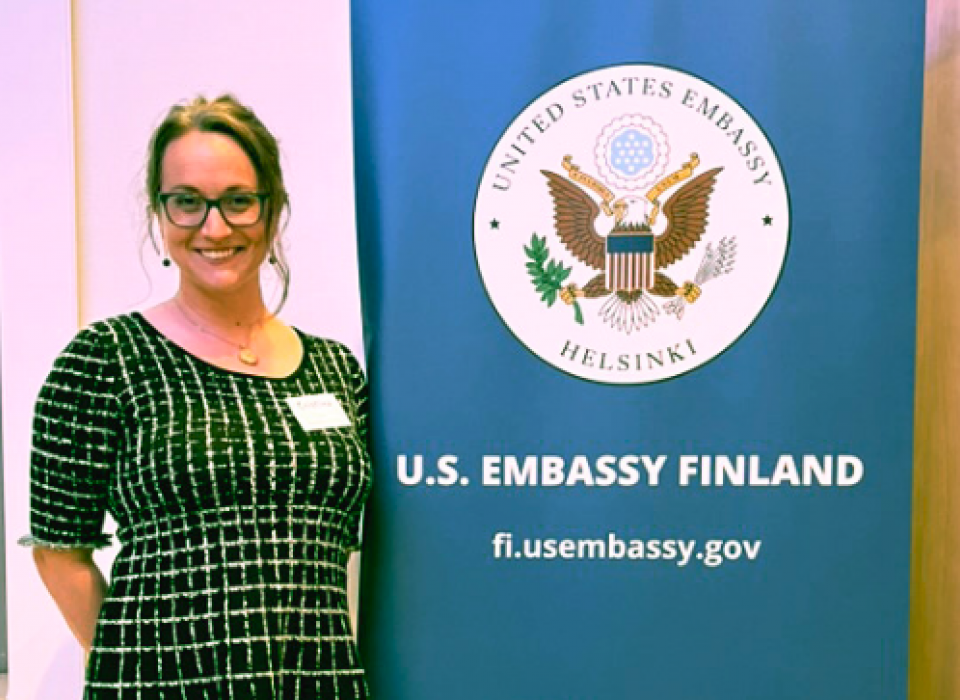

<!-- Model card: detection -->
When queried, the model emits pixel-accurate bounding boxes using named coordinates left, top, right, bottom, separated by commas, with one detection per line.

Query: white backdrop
left=0, top=2, right=362, bottom=697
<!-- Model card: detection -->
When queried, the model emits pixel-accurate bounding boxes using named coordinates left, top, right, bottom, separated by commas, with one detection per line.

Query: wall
left=0, top=4, right=85, bottom=697
left=909, top=2, right=960, bottom=699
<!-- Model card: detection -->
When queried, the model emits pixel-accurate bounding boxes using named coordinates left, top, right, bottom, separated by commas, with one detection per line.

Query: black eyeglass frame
left=157, top=192, right=270, bottom=229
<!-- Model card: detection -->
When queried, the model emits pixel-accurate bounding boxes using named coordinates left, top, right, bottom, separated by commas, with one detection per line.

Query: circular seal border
left=472, top=62, right=793, bottom=386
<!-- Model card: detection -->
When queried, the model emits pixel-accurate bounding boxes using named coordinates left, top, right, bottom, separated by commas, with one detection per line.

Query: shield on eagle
left=606, top=228, right=656, bottom=292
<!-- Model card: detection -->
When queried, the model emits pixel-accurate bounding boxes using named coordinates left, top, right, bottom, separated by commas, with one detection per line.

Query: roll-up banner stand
left=352, top=3, right=924, bottom=698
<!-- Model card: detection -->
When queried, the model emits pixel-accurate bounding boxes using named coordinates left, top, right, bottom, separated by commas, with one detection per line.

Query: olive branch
left=524, top=234, right=584, bottom=325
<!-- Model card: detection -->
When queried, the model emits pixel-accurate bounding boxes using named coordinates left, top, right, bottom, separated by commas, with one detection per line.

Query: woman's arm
left=32, top=547, right=108, bottom=652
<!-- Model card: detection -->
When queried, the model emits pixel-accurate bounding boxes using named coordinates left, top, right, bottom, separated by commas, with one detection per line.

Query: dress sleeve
left=18, top=326, right=120, bottom=550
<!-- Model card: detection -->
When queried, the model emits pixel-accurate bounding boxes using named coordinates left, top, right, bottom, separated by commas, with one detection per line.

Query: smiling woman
left=18, top=96, right=372, bottom=699
left=145, top=96, right=291, bottom=330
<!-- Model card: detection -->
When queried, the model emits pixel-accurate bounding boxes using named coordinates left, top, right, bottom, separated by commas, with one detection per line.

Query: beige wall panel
left=0, top=3, right=87, bottom=698
left=910, top=1, right=960, bottom=698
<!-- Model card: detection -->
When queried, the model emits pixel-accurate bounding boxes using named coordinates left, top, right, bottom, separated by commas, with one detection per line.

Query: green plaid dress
left=21, top=313, right=372, bottom=699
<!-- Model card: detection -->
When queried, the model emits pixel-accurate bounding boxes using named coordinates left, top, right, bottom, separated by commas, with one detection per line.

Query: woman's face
left=159, top=130, right=269, bottom=301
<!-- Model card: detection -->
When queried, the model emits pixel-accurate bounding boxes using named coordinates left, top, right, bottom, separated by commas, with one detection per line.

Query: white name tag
left=285, top=394, right=352, bottom=432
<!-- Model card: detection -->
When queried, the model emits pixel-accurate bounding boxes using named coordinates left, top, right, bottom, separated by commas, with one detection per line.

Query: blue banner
left=352, top=3, right=924, bottom=698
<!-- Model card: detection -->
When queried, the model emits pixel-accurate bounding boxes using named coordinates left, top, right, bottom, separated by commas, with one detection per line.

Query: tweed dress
left=20, top=313, right=372, bottom=699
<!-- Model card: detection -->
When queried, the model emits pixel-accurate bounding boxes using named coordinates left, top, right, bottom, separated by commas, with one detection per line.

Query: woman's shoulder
left=295, top=331, right=364, bottom=373
left=47, top=313, right=157, bottom=375
left=296, top=330, right=358, bottom=357
left=64, top=312, right=146, bottom=351
left=39, top=314, right=148, bottom=400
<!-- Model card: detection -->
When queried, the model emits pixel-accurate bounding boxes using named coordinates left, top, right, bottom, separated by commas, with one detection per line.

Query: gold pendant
left=238, top=347, right=259, bottom=366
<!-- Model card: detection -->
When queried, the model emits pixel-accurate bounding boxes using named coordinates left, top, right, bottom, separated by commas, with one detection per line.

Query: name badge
left=285, top=394, right=352, bottom=432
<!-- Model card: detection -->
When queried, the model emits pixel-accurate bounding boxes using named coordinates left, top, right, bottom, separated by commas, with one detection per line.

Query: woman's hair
left=145, top=95, right=292, bottom=311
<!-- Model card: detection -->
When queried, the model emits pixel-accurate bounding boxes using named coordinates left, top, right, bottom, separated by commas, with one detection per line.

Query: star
left=762, top=215, right=773, bottom=226
left=490, top=219, right=500, bottom=230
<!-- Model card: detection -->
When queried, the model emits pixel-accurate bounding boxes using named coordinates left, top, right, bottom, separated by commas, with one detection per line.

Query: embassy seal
left=474, top=64, right=790, bottom=384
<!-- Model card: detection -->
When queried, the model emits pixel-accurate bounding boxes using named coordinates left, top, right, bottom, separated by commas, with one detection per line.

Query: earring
left=269, top=255, right=277, bottom=265
left=162, top=257, right=171, bottom=267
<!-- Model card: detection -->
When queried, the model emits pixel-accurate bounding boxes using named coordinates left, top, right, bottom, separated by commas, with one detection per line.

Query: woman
left=20, top=95, right=372, bottom=699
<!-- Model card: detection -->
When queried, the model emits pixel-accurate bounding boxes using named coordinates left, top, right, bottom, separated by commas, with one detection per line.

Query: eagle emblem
left=533, top=154, right=737, bottom=333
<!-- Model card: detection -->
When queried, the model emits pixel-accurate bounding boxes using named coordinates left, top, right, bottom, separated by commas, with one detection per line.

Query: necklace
left=174, top=298, right=266, bottom=366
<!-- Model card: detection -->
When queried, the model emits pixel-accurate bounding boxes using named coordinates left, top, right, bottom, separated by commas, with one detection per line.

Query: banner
left=352, top=4, right=924, bottom=698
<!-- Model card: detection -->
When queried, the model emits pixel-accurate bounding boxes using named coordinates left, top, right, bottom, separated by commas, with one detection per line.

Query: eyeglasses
left=157, top=191, right=269, bottom=228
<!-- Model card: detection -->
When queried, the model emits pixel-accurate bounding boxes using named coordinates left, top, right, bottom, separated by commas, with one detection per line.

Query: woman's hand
left=32, top=547, right=108, bottom=653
